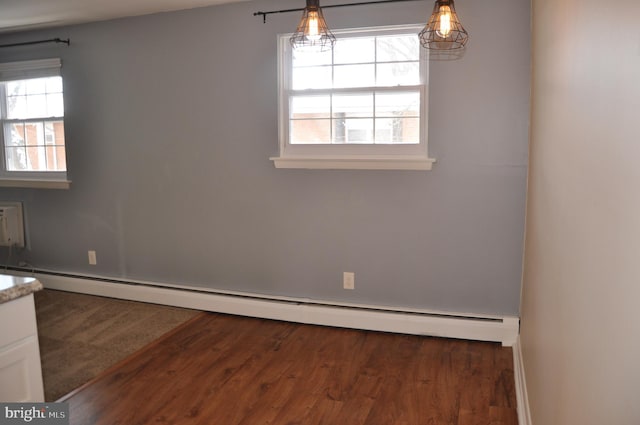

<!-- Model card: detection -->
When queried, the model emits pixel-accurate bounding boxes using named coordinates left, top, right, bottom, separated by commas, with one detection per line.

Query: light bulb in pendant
left=305, top=11, right=321, bottom=42
left=436, top=5, right=452, bottom=38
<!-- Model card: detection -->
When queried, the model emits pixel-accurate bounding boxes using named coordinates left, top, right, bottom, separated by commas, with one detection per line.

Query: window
left=0, top=59, right=69, bottom=188
left=272, top=25, right=435, bottom=170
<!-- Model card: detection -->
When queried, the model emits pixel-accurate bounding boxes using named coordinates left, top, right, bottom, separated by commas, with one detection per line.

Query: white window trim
left=271, top=24, right=436, bottom=171
left=0, top=178, right=70, bottom=189
left=0, top=58, right=71, bottom=189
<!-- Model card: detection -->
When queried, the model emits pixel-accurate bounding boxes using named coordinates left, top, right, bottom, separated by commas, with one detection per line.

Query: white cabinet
left=0, top=293, right=44, bottom=402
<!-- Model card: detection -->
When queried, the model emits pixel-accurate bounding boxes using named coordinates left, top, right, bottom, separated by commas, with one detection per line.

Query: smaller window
left=272, top=25, right=435, bottom=170
left=0, top=59, right=70, bottom=188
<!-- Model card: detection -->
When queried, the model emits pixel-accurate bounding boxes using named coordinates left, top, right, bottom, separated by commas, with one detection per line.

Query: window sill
left=0, top=178, right=71, bottom=189
left=270, top=155, right=436, bottom=170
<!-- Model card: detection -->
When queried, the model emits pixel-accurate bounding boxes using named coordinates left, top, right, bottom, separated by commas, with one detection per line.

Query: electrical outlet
left=343, top=272, right=355, bottom=290
left=88, top=250, right=97, bottom=265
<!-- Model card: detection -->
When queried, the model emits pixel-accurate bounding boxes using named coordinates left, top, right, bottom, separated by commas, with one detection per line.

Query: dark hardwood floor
left=63, top=313, right=517, bottom=425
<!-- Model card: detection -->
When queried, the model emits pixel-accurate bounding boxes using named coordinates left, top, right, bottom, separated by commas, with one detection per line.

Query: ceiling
left=0, top=0, right=247, bottom=34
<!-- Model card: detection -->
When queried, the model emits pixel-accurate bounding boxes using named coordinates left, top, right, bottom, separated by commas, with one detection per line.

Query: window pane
left=293, top=48, right=332, bottom=67
left=376, top=62, right=420, bottom=86
left=375, top=92, right=420, bottom=117
left=46, top=76, right=63, bottom=93
left=333, top=118, right=373, bottom=144
left=5, top=147, right=28, bottom=171
left=336, top=118, right=374, bottom=144
left=45, top=146, right=67, bottom=171
left=334, top=38, right=375, bottom=64
left=24, top=122, right=44, bottom=146
left=55, top=146, right=67, bottom=171
left=44, top=121, right=65, bottom=145
left=26, top=94, right=47, bottom=117
left=291, top=119, right=331, bottom=144
left=377, top=35, right=419, bottom=62
left=375, top=119, right=395, bottom=143
left=334, top=64, right=375, bottom=88
left=44, top=122, right=55, bottom=145
left=290, top=95, right=330, bottom=119
left=332, top=93, right=373, bottom=118
left=44, top=120, right=66, bottom=171
left=6, top=81, right=26, bottom=96
left=5, top=123, right=25, bottom=147
left=26, top=78, right=47, bottom=95
left=26, top=146, right=47, bottom=170
left=47, top=93, right=64, bottom=117
left=376, top=117, right=420, bottom=144
left=6, top=95, right=27, bottom=119
left=292, top=66, right=332, bottom=90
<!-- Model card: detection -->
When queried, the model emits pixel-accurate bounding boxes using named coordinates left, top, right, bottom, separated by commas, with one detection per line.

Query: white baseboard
left=30, top=271, right=519, bottom=346
left=513, top=336, right=532, bottom=425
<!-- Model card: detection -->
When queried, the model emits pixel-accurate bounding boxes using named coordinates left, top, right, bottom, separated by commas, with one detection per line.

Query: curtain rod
left=0, top=38, right=70, bottom=50
left=254, top=0, right=421, bottom=23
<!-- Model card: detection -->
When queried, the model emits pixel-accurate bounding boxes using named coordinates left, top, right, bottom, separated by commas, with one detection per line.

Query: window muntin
left=0, top=59, right=68, bottom=181
left=275, top=25, right=434, bottom=170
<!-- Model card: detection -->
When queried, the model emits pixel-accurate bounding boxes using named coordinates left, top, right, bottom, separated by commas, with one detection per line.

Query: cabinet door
left=0, top=295, right=39, bottom=347
left=0, top=336, right=44, bottom=402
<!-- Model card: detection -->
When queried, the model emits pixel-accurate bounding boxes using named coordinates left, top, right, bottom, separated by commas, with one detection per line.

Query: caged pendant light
left=419, top=0, right=468, bottom=50
left=290, top=0, right=336, bottom=52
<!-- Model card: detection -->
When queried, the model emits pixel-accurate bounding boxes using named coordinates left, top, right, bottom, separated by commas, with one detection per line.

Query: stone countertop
left=0, top=274, right=43, bottom=304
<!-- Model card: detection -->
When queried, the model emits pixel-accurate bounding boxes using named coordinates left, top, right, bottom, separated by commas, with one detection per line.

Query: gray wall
left=0, top=0, right=530, bottom=316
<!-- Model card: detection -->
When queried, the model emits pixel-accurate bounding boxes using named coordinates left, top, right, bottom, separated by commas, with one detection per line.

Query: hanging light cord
left=254, top=0, right=422, bottom=23
left=0, top=38, right=70, bottom=50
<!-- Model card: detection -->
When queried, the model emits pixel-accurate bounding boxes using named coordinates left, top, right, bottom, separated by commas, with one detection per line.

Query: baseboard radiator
left=17, top=269, right=519, bottom=346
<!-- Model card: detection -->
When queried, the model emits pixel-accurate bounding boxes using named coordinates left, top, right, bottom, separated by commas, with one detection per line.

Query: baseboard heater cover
left=22, top=270, right=519, bottom=346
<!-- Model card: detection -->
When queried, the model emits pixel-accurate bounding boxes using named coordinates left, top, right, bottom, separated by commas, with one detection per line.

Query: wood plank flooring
left=64, top=313, right=517, bottom=425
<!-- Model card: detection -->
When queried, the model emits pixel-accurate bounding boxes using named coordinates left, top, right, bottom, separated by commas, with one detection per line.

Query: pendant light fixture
left=419, top=0, right=468, bottom=50
left=290, top=0, right=336, bottom=52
